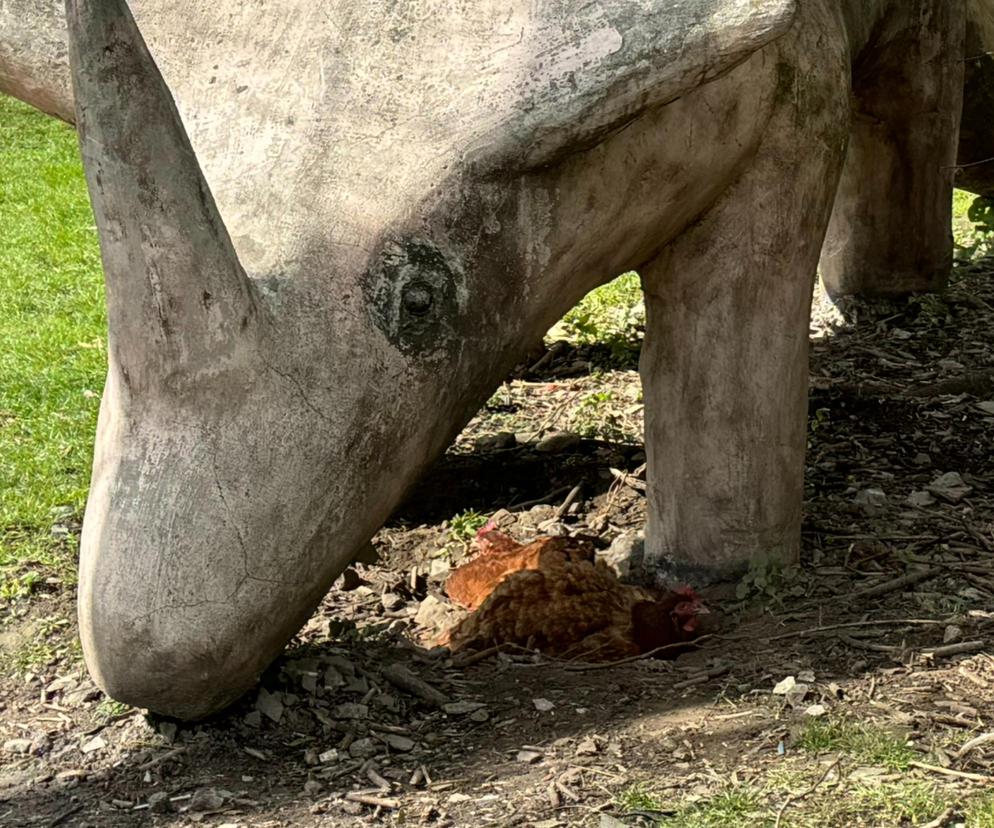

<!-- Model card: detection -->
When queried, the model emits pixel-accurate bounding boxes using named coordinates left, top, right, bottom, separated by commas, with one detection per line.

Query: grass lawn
left=0, top=94, right=105, bottom=601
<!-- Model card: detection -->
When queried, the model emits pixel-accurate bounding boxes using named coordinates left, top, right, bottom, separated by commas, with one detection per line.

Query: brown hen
left=443, top=530, right=706, bottom=661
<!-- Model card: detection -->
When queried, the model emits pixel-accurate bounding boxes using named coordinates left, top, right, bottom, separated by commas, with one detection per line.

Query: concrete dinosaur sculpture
left=0, top=0, right=988, bottom=717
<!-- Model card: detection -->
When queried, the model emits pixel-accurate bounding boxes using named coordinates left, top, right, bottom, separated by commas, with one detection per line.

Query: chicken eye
left=402, top=281, right=434, bottom=317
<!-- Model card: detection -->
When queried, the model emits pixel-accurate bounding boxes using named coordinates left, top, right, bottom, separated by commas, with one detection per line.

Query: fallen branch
left=920, top=640, right=986, bottom=660
left=672, top=664, right=730, bottom=691
left=562, top=635, right=714, bottom=672
left=954, top=732, right=994, bottom=760
left=849, top=568, right=938, bottom=599
left=344, top=792, right=401, bottom=809
left=773, top=758, right=840, bottom=828
left=908, top=760, right=993, bottom=783
left=764, top=619, right=947, bottom=643
left=381, top=663, right=449, bottom=708
left=917, top=806, right=956, bottom=828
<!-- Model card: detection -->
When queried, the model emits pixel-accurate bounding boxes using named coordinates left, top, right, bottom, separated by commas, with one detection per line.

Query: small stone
left=381, top=592, right=405, bottom=612
left=344, top=674, right=369, bottom=694
left=303, top=779, right=323, bottom=797
left=772, top=676, right=796, bottom=696
left=415, top=594, right=458, bottom=630
left=913, top=453, right=932, bottom=466
left=853, top=487, right=887, bottom=516
left=428, top=558, right=451, bottom=578
left=374, top=693, right=400, bottom=712
left=243, top=710, right=262, bottom=728
left=80, top=736, right=106, bottom=754
left=797, top=670, right=816, bottom=684
left=339, top=568, right=363, bottom=591
left=469, top=708, right=489, bottom=723
left=158, top=721, right=178, bottom=742
left=533, top=698, right=555, bottom=712
left=535, top=432, right=581, bottom=454
left=575, top=737, right=601, bottom=756
left=785, top=684, right=811, bottom=709
left=597, top=532, right=644, bottom=582
left=188, top=788, right=225, bottom=813
left=332, top=702, right=368, bottom=720
left=148, top=792, right=173, bottom=814
left=348, top=738, right=379, bottom=759
left=944, top=625, right=963, bottom=644
left=516, top=749, right=544, bottom=764
left=300, top=672, right=318, bottom=694
left=928, top=472, right=973, bottom=503
left=3, top=739, right=32, bottom=755
left=475, top=432, right=516, bottom=452
left=977, top=401, right=994, bottom=415
left=324, top=666, right=345, bottom=690
left=255, top=688, right=284, bottom=723
left=384, top=734, right=415, bottom=752
left=890, top=328, right=912, bottom=340
left=443, top=701, right=487, bottom=716
left=907, top=490, right=936, bottom=507
left=805, top=704, right=827, bottom=718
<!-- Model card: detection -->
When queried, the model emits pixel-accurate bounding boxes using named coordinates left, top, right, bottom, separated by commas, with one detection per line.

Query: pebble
left=332, top=702, right=368, bottom=720
left=384, top=734, right=415, bottom=752
left=907, top=490, right=936, bottom=507
left=147, top=792, right=173, bottom=814
left=928, top=471, right=973, bottom=503
left=80, top=735, right=106, bottom=754
left=188, top=787, right=225, bottom=813
left=535, top=431, right=580, bottom=453
left=516, top=749, right=544, bottom=764
left=348, top=738, right=379, bottom=759
left=853, top=487, right=887, bottom=516
left=475, top=432, right=516, bottom=451
left=3, top=739, right=32, bottom=755
left=255, top=688, right=285, bottom=724
left=443, top=701, right=486, bottom=716
left=381, top=592, right=405, bottom=612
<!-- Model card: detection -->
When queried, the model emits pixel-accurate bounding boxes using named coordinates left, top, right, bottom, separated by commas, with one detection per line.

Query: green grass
left=954, top=188, right=994, bottom=259
left=0, top=94, right=105, bottom=601
left=797, top=718, right=915, bottom=771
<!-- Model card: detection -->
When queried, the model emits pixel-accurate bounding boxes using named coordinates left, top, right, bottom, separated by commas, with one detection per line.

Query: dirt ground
left=3, top=261, right=994, bottom=827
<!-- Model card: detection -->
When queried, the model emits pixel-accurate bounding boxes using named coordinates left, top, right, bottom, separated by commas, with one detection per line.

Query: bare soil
left=3, top=262, right=994, bottom=827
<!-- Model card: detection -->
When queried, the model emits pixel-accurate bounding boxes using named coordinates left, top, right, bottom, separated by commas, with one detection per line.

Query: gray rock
left=147, top=792, right=173, bottom=814
left=907, top=490, right=936, bottom=507
left=535, top=432, right=581, bottom=454
left=443, top=701, right=487, bottom=716
left=475, top=432, right=517, bottom=451
left=255, top=688, right=284, bottom=723
left=928, top=471, right=973, bottom=503
left=188, top=788, right=225, bottom=813
left=3, top=739, right=32, bottom=755
left=348, top=737, right=379, bottom=759
left=380, top=592, right=405, bottom=612
left=332, top=702, right=368, bottom=719
left=597, top=532, right=645, bottom=582
left=853, top=487, right=887, bottom=516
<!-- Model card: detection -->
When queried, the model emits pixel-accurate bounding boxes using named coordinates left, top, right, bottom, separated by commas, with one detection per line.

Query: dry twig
left=773, top=759, right=840, bottom=828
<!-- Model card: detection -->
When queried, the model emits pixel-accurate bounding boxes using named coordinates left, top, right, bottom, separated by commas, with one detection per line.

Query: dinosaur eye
left=402, top=281, right=434, bottom=317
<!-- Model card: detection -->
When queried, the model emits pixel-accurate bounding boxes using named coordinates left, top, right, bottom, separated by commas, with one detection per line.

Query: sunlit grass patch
left=0, top=93, right=104, bottom=605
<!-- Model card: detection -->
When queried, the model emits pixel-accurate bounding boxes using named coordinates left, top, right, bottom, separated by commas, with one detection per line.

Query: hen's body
left=444, top=531, right=705, bottom=661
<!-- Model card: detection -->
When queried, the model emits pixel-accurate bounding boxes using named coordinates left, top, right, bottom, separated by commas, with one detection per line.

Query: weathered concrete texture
left=0, top=0, right=986, bottom=717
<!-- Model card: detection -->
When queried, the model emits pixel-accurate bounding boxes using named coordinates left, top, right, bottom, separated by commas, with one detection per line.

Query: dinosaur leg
left=638, top=25, right=851, bottom=585
left=820, top=0, right=967, bottom=297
